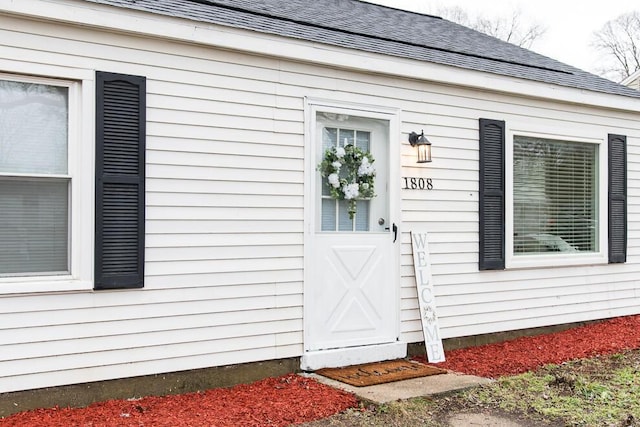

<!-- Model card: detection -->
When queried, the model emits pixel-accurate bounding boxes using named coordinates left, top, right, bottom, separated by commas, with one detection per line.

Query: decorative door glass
left=320, top=126, right=372, bottom=231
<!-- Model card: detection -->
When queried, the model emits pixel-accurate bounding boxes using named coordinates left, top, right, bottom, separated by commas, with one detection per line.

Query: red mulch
left=0, top=374, right=357, bottom=426
left=3, top=314, right=640, bottom=426
left=415, top=314, right=640, bottom=378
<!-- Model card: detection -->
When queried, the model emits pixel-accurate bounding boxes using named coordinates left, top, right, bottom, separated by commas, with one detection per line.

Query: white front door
left=303, top=103, right=402, bottom=368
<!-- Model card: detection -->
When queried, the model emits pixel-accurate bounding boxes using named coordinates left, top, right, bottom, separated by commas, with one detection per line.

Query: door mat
left=315, top=359, right=446, bottom=387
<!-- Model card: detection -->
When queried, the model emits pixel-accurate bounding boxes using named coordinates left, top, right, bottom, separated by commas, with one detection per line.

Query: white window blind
left=0, top=179, right=68, bottom=274
left=513, top=136, right=597, bottom=255
left=0, top=79, right=70, bottom=276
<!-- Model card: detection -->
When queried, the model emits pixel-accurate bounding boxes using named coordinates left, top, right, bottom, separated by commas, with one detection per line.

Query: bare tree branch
left=591, top=11, right=640, bottom=82
left=436, top=7, right=546, bottom=49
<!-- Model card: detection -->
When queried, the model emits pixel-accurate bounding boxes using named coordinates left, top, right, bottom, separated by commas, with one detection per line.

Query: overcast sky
left=363, top=0, right=638, bottom=76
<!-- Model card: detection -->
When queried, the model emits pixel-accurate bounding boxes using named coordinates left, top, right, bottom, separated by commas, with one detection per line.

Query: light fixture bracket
left=408, top=131, right=424, bottom=147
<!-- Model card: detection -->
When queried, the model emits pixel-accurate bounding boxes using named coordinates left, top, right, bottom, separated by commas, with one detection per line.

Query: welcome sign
left=411, top=232, right=445, bottom=363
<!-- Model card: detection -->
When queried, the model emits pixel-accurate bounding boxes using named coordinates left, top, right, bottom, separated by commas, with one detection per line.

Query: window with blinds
left=513, top=136, right=597, bottom=255
left=0, top=79, right=70, bottom=276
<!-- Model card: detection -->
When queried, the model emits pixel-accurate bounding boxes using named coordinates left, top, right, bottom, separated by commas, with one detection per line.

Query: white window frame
left=0, top=70, right=94, bottom=294
left=506, top=125, right=608, bottom=269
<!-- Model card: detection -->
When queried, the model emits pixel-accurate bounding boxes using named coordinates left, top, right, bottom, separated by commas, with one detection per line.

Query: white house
left=622, top=70, right=640, bottom=90
left=1, top=0, right=640, bottom=406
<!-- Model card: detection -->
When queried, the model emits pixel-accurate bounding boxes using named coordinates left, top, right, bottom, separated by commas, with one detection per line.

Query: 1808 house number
left=402, top=177, right=433, bottom=190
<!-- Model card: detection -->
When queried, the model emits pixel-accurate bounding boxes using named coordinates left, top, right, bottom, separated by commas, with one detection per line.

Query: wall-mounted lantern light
left=408, top=130, right=432, bottom=163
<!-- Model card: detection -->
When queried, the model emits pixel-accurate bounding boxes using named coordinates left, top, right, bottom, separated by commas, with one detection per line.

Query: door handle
left=385, top=223, right=398, bottom=242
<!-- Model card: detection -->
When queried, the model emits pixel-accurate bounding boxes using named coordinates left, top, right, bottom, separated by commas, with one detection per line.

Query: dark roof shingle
left=82, top=0, right=640, bottom=99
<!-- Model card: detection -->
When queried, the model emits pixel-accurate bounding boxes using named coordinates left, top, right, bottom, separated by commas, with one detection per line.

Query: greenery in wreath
left=317, top=144, right=376, bottom=220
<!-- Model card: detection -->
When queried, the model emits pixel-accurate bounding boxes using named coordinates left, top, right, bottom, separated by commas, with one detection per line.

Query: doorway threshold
left=300, top=342, right=407, bottom=371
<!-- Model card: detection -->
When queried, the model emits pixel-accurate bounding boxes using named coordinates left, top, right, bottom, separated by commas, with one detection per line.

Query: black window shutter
left=479, top=119, right=505, bottom=270
left=95, top=72, right=146, bottom=289
left=608, top=134, right=627, bottom=263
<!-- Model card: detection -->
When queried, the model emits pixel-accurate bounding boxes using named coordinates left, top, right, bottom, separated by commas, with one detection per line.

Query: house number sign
left=402, top=177, right=433, bottom=190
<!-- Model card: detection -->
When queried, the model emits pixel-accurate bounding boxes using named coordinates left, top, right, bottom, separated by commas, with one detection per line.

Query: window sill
left=0, top=276, right=93, bottom=295
left=506, top=252, right=608, bottom=270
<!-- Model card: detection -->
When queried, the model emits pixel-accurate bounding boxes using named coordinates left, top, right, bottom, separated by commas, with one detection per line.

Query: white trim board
left=300, top=342, right=407, bottom=371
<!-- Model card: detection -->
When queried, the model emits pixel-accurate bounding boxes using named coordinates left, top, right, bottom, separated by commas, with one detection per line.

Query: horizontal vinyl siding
left=399, top=86, right=640, bottom=341
left=1, top=11, right=640, bottom=393
left=0, top=16, right=308, bottom=393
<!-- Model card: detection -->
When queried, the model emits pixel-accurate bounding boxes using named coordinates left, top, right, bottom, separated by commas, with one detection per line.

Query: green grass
left=464, top=352, right=640, bottom=426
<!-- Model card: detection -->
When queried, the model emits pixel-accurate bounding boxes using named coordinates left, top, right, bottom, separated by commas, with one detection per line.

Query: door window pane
left=356, top=131, right=370, bottom=151
left=321, top=198, right=336, bottom=231
left=320, top=125, right=372, bottom=232
left=354, top=200, right=370, bottom=231
left=513, top=136, right=597, bottom=255
left=338, top=199, right=354, bottom=231
left=338, top=129, right=354, bottom=147
left=322, top=127, right=337, bottom=151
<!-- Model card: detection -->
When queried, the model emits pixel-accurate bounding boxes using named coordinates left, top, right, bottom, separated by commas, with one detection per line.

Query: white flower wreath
left=318, top=144, right=376, bottom=219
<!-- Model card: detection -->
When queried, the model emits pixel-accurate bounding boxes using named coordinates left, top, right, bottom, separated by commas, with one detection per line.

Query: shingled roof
left=83, top=0, right=640, bottom=99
